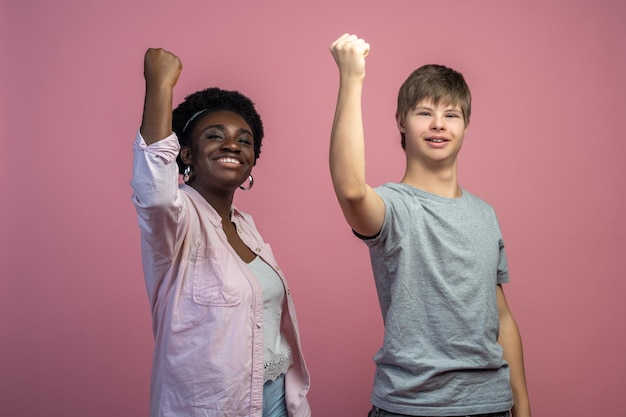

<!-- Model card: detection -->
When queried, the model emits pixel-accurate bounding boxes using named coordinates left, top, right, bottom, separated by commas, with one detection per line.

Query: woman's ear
left=180, top=146, right=192, bottom=165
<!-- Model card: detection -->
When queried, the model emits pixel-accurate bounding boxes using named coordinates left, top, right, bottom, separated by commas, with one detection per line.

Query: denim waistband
left=368, top=406, right=510, bottom=417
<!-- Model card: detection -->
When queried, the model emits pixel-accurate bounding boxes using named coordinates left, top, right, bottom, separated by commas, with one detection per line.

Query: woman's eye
left=207, top=134, right=223, bottom=140
left=238, top=137, right=252, bottom=145
left=418, top=112, right=430, bottom=116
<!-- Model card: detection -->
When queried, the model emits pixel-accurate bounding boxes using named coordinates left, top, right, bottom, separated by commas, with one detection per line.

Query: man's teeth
left=430, top=138, right=445, bottom=142
left=220, top=158, right=241, bottom=164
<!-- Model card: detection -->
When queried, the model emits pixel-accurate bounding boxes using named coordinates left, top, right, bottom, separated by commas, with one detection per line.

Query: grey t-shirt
left=363, top=183, right=513, bottom=416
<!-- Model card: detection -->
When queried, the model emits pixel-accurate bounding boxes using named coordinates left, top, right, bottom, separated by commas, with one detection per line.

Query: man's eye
left=446, top=113, right=458, bottom=118
left=207, top=134, right=223, bottom=140
left=418, top=112, right=430, bottom=116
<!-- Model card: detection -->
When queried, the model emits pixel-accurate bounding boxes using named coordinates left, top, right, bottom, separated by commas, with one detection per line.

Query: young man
left=328, top=33, right=531, bottom=417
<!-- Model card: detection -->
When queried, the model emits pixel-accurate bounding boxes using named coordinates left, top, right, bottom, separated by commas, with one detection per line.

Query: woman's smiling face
left=182, top=110, right=255, bottom=193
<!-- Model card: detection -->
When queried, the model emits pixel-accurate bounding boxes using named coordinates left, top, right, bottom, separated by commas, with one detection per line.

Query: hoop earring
left=183, top=165, right=192, bottom=183
left=239, top=174, right=254, bottom=191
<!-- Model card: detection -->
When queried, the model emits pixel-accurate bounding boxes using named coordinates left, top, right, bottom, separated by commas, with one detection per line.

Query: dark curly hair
left=172, top=87, right=264, bottom=173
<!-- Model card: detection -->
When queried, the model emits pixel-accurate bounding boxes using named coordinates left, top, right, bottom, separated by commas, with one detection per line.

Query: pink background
left=2, top=1, right=625, bottom=416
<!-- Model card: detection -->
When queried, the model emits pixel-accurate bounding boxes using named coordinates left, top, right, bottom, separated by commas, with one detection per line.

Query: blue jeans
left=367, top=406, right=511, bottom=417
left=263, top=375, right=287, bottom=417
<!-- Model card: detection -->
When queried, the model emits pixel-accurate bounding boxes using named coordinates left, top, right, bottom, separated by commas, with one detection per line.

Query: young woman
left=131, top=47, right=311, bottom=417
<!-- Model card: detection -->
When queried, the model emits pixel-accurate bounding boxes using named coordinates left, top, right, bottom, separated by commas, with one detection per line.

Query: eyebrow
left=414, top=105, right=462, bottom=114
left=203, top=124, right=253, bottom=137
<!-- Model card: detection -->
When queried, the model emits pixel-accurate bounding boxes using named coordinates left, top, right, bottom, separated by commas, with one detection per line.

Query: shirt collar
left=180, top=184, right=243, bottom=228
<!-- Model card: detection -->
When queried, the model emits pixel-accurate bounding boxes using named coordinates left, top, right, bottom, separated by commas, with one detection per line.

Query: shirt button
left=255, top=247, right=261, bottom=253
left=274, top=265, right=280, bottom=270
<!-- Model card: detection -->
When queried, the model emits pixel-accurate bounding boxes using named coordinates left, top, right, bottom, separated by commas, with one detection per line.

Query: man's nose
left=430, top=116, right=445, bottom=131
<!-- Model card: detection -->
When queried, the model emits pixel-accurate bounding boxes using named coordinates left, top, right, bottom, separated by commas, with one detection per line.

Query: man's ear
left=396, top=114, right=406, bottom=132
left=180, top=146, right=192, bottom=165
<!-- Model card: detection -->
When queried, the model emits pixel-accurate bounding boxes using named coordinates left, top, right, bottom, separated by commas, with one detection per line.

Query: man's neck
left=401, top=162, right=461, bottom=198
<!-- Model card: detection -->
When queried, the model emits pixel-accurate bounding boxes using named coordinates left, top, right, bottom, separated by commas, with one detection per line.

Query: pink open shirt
left=131, top=132, right=311, bottom=417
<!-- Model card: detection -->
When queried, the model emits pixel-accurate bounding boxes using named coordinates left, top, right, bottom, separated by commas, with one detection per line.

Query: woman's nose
left=221, top=136, right=240, bottom=151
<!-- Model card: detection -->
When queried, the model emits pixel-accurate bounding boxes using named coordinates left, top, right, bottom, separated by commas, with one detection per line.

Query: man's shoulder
left=375, top=182, right=414, bottom=197
left=374, top=183, right=418, bottom=208
left=461, top=189, right=496, bottom=212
